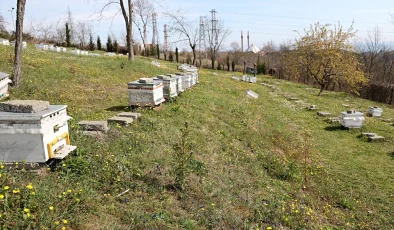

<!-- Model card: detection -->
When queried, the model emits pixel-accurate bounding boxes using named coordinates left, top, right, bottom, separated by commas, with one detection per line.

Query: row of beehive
left=128, top=66, right=198, bottom=107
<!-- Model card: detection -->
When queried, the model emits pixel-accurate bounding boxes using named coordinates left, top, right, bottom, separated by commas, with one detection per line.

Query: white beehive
left=80, top=51, right=89, bottom=55
left=166, top=74, right=184, bottom=94
left=340, top=110, right=364, bottom=128
left=176, top=72, right=192, bottom=90
left=0, top=38, right=10, bottom=46
left=154, top=75, right=178, bottom=99
left=367, top=106, right=383, bottom=117
left=242, top=75, right=256, bottom=83
left=35, top=44, right=48, bottom=50
left=70, top=49, right=81, bottom=55
left=127, top=78, right=165, bottom=107
left=0, top=72, right=12, bottom=99
left=104, top=52, right=116, bottom=56
left=0, top=101, right=76, bottom=163
left=10, top=41, right=27, bottom=48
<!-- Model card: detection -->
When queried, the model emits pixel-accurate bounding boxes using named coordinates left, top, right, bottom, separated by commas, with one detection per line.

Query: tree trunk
left=12, top=0, right=27, bottom=88
left=126, top=0, right=134, bottom=61
left=318, top=84, right=325, bottom=96
left=192, top=48, right=196, bottom=65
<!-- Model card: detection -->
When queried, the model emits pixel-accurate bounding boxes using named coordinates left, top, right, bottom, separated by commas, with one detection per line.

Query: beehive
left=166, top=74, right=184, bottom=94
left=154, top=75, right=178, bottom=99
left=0, top=101, right=76, bottom=163
left=339, top=110, right=364, bottom=128
left=0, top=72, right=12, bottom=99
left=127, top=78, right=165, bottom=107
left=176, top=72, right=192, bottom=90
left=367, top=106, right=383, bottom=117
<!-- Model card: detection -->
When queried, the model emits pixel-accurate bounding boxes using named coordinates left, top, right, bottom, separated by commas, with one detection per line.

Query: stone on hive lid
left=139, top=78, right=153, bottom=83
left=0, top=100, right=50, bottom=113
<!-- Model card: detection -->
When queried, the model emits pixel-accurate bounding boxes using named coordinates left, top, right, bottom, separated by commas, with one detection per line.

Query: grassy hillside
left=0, top=45, right=393, bottom=229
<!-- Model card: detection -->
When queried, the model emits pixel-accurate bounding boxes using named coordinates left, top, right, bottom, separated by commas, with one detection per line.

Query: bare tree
left=98, top=0, right=134, bottom=61
left=358, top=26, right=384, bottom=79
left=205, top=17, right=230, bottom=69
left=75, top=21, right=91, bottom=49
left=230, top=41, right=242, bottom=64
left=166, top=9, right=199, bottom=65
left=0, top=13, right=6, bottom=32
left=12, top=0, right=27, bottom=87
left=55, top=19, right=66, bottom=44
left=133, top=0, right=154, bottom=56
left=38, top=23, right=54, bottom=43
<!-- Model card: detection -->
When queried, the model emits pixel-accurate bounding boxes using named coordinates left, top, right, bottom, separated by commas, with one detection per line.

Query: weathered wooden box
left=367, top=106, right=383, bottom=117
left=127, top=78, right=165, bottom=107
left=0, top=72, right=11, bottom=99
left=340, top=110, right=364, bottom=128
left=154, top=75, right=178, bottom=99
left=0, top=103, right=76, bottom=163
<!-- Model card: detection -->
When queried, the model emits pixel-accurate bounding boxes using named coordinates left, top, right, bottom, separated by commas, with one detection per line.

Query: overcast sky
left=1, top=0, right=394, bottom=50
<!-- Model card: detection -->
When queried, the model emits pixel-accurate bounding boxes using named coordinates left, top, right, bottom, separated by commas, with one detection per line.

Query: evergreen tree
left=113, top=40, right=119, bottom=54
left=65, top=23, right=71, bottom=47
left=156, top=44, right=160, bottom=59
left=175, top=47, right=179, bottom=63
left=88, top=34, right=95, bottom=51
left=97, top=36, right=101, bottom=50
left=106, top=35, right=112, bottom=52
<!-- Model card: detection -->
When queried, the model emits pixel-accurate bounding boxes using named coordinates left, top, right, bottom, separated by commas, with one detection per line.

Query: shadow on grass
left=105, top=106, right=129, bottom=112
left=324, top=125, right=346, bottom=131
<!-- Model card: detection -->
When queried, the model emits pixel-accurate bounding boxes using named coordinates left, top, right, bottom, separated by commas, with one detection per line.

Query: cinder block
left=78, top=121, right=108, bottom=132
left=108, top=116, right=134, bottom=126
left=117, top=112, right=141, bottom=120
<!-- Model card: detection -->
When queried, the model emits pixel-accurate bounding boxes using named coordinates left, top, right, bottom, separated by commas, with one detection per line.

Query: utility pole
left=210, top=9, right=218, bottom=46
left=199, top=16, right=206, bottom=63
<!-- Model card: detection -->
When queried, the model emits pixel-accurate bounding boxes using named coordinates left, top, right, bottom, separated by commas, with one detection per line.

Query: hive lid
left=0, top=100, right=50, bottom=113
left=0, top=72, right=10, bottom=80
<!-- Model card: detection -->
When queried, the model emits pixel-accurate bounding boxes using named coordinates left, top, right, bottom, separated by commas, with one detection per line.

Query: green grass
left=0, top=44, right=393, bottom=229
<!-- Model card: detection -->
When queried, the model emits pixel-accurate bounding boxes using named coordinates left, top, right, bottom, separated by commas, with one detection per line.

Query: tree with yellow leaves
left=287, top=22, right=367, bottom=96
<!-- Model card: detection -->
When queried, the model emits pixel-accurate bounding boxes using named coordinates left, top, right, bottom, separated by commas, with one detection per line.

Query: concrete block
left=78, top=120, right=108, bottom=132
left=361, top=132, right=377, bottom=137
left=82, top=131, right=105, bottom=137
left=368, top=135, right=385, bottom=142
left=117, top=112, right=141, bottom=120
left=307, top=105, right=318, bottom=110
left=0, top=100, right=49, bottom=113
left=245, top=90, right=259, bottom=98
left=317, top=111, right=332, bottom=116
left=326, top=117, right=340, bottom=123
left=289, top=97, right=299, bottom=101
left=108, top=116, right=134, bottom=126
